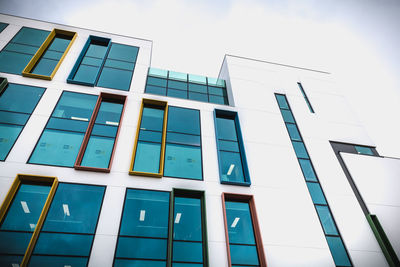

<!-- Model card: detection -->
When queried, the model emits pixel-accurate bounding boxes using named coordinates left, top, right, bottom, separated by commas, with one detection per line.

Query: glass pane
left=13, top=27, right=49, bottom=47
left=207, top=77, right=225, bottom=87
left=48, top=36, right=71, bottom=52
left=168, top=80, right=187, bottom=90
left=281, top=109, right=295, bottom=123
left=5, top=42, right=38, bottom=55
left=292, top=141, right=309, bottom=159
left=276, top=94, right=289, bottom=109
left=0, top=83, right=45, bottom=113
left=81, top=56, right=103, bottom=66
left=133, top=141, right=162, bottom=173
left=167, top=88, right=187, bottom=99
left=146, top=84, right=166, bottom=96
left=80, top=135, right=115, bottom=168
left=148, top=67, right=168, bottom=78
left=167, top=132, right=201, bottom=146
left=95, top=101, right=123, bottom=125
left=104, top=58, right=134, bottom=71
left=29, top=255, right=88, bottom=267
left=306, top=182, right=327, bottom=205
left=91, top=124, right=118, bottom=138
left=33, top=232, right=93, bottom=256
left=28, top=129, right=84, bottom=167
left=286, top=123, right=301, bottom=141
left=31, top=58, right=58, bottom=76
left=169, top=71, right=187, bottom=81
left=141, top=107, right=164, bottom=132
left=326, top=236, right=352, bottom=266
left=47, top=117, right=89, bottom=133
left=167, top=107, right=200, bottom=135
left=219, top=151, right=245, bottom=183
left=229, top=244, right=259, bottom=266
left=97, top=67, right=132, bottom=91
left=219, top=140, right=239, bottom=152
left=0, top=124, right=22, bottom=160
left=86, top=42, right=108, bottom=58
left=138, top=130, right=162, bottom=143
left=316, top=206, right=338, bottom=235
left=172, top=241, right=203, bottom=263
left=0, top=231, right=32, bottom=255
left=299, top=159, right=317, bottom=182
left=120, top=189, right=170, bottom=238
left=107, top=43, right=139, bottom=63
left=0, top=51, right=33, bottom=74
left=52, top=91, right=97, bottom=120
left=188, top=92, right=208, bottom=102
left=116, top=237, right=167, bottom=260
left=188, top=83, right=207, bottom=93
left=0, top=255, right=23, bottom=267
left=208, top=86, right=226, bottom=96
left=0, top=110, right=29, bottom=125
left=216, top=117, right=238, bottom=141
left=225, top=201, right=256, bottom=245
left=164, top=144, right=202, bottom=180
left=147, top=76, right=168, bottom=87
left=114, top=259, right=166, bottom=267
left=188, top=74, right=207, bottom=84
left=209, top=95, right=227, bottom=105
left=42, top=183, right=105, bottom=233
left=355, top=145, right=374, bottom=155
left=173, top=197, right=202, bottom=241
left=73, top=64, right=99, bottom=84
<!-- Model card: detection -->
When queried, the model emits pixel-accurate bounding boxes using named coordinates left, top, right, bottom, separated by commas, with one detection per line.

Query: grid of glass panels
left=29, top=183, right=105, bottom=266
left=0, top=83, right=45, bottom=160
left=0, top=27, right=50, bottom=74
left=28, top=91, right=98, bottom=167
left=297, top=82, right=314, bottom=113
left=172, top=195, right=205, bottom=266
left=80, top=100, right=123, bottom=168
left=132, top=104, right=165, bottom=174
left=0, top=182, right=51, bottom=266
left=275, top=93, right=352, bottom=267
left=164, top=106, right=202, bottom=180
left=0, top=23, right=8, bottom=33
left=97, top=43, right=139, bottom=91
left=214, top=110, right=250, bottom=186
left=225, top=201, right=259, bottom=266
left=114, top=189, right=170, bottom=266
left=145, top=67, right=229, bottom=105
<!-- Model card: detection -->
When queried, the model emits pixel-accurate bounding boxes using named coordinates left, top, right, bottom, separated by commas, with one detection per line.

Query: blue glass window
left=298, top=82, right=315, bottom=113
left=0, top=22, right=8, bottom=33
left=214, top=110, right=250, bottom=186
left=29, top=91, right=97, bottom=167
left=0, top=83, right=45, bottom=160
left=114, top=189, right=170, bottom=266
left=0, top=182, right=51, bottom=266
left=30, top=183, right=105, bottom=265
left=164, top=107, right=202, bottom=180
left=0, top=27, right=50, bottom=74
left=354, top=145, right=374, bottom=156
left=145, top=67, right=229, bottom=105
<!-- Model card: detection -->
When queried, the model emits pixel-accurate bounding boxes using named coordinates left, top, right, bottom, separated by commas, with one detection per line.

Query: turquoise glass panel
left=133, top=141, right=161, bottom=173
left=173, top=197, right=202, bottom=241
left=0, top=51, right=32, bottom=74
left=94, top=101, right=123, bottom=124
left=326, top=236, right=352, bottom=266
left=168, top=88, right=187, bottom=99
left=209, top=95, right=227, bottom=105
left=172, top=241, right=203, bottom=263
left=219, top=151, right=245, bottom=183
left=104, top=59, right=134, bottom=71
left=0, top=124, right=22, bottom=160
left=208, top=86, right=226, bottom=96
left=5, top=43, right=38, bottom=54
left=188, top=74, right=207, bottom=84
left=141, top=107, right=164, bottom=131
left=189, top=92, right=208, bottom=102
left=207, top=77, right=225, bottom=87
left=168, top=80, right=187, bottom=90
left=169, top=71, right=187, bottom=81
left=281, top=109, right=295, bottom=123
left=82, top=56, right=103, bottom=66
left=28, top=256, right=88, bottom=267
left=148, top=67, right=168, bottom=78
left=225, top=201, right=256, bottom=244
left=114, top=259, right=166, bottom=267
left=276, top=94, right=289, bottom=109
left=146, top=84, right=166, bottom=95
left=46, top=117, right=88, bottom=133
left=167, top=107, right=200, bottom=135
left=80, top=135, right=114, bottom=168
left=120, top=189, right=170, bottom=238
left=33, top=232, right=93, bottom=256
left=12, top=27, right=49, bottom=47
left=74, top=64, right=99, bottom=84
left=147, top=76, right=168, bottom=87
left=286, top=123, right=301, bottom=141
left=219, top=140, right=239, bottom=152
left=86, top=43, right=108, bottom=58
left=316, top=206, right=338, bottom=235
left=229, top=244, right=259, bottom=265
left=52, top=91, right=97, bottom=120
left=0, top=255, right=23, bottom=267
left=138, top=131, right=162, bottom=142
left=116, top=237, right=167, bottom=259
left=167, top=132, right=200, bottom=146
left=292, top=141, right=309, bottom=159
left=0, top=111, right=29, bottom=125
left=107, top=43, right=138, bottom=62
left=355, top=145, right=374, bottom=155
left=306, top=182, right=327, bottom=205
left=31, top=58, right=58, bottom=76
left=0, top=231, right=32, bottom=254
left=28, top=129, right=84, bottom=167
left=0, top=83, right=45, bottom=113
left=97, top=67, right=132, bottom=91
left=216, top=117, right=238, bottom=141
left=164, top=143, right=202, bottom=180
left=299, top=159, right=317, bottom=182
left=188, top=83, right=207, bottom=93
left=91, top=124, right=118, bottom=138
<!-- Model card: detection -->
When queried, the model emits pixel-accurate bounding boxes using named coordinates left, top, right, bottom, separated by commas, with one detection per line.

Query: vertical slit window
left=29, top=183, right=105, bottom=266
left=170, top=189, right=208, bottom=266
left=22, top=29, right=77, bottom=80
left=0, top=174, right=58, bottom=267
left=275, top=93, right=352, bottom=267
left=75, top=93, right=126, bottom=172
left=67, top=36, right=111, bottom=86
left=0, top=27, right=50, bottom=74
left=222, top=193, right=266, bottom=267
left=114, top=189, right=170, bottom=266
left=214, top=110, right=250, bottom=186
left=0, top=82, right=45, bottom=161
left=297, top=82, right=314, bottom=113
left=28, top=91, right=98, bottom=167
left=164, top=106, right=202, bottom=180
left=130, top=99, right=168, bottom=177
left=0, top=22, right=8, bottom=33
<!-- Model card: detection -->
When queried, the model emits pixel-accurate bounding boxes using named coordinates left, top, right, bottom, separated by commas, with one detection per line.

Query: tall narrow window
left=29, top=183, right=105, bottom=266
left=164, top=106, right=202, bottom=180
left=0, top=27, right=50, bottom=74
left=130, top=99, right=168, bottom=177
left=297, top=82, right=314, bottom=113
left=114, top=189, right=170, bottom=266
left=222, top=193, right=266, bottom=267
left=67, top=36, right=111, bottom=86
left=28, top=91, right=98, bottom=167
left=0, top=174, right=58, bottom=267
left=22, top=29, right=77, bottom=80
left=0, top=82, right=45, bottom=160
left=0, top=22, right=8, bottom=33
left=214, top=110, right=250, bottom=186
left=275, top=94, right=352, bottom=266
left=170, top=189, right=208, bottom=266
left=75, top=93, right=126, bottom=172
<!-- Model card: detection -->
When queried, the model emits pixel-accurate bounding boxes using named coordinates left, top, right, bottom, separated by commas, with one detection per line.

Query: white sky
left=1, top=0, right=400, bottom=157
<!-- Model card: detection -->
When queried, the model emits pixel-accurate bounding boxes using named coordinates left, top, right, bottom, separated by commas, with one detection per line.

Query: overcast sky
left=1, top=0, right=400, bottom=157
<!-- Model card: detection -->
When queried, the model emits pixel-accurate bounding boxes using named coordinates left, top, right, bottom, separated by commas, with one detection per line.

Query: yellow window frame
left=129, top=98, right=168, bottom=177
left=0, top=174, right=58, bottom=267
left=22, top=29, right=77, bottom=80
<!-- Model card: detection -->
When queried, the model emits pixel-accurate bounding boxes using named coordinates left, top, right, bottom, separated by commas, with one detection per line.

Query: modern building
left=0, top=13, right=399, bottom=267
